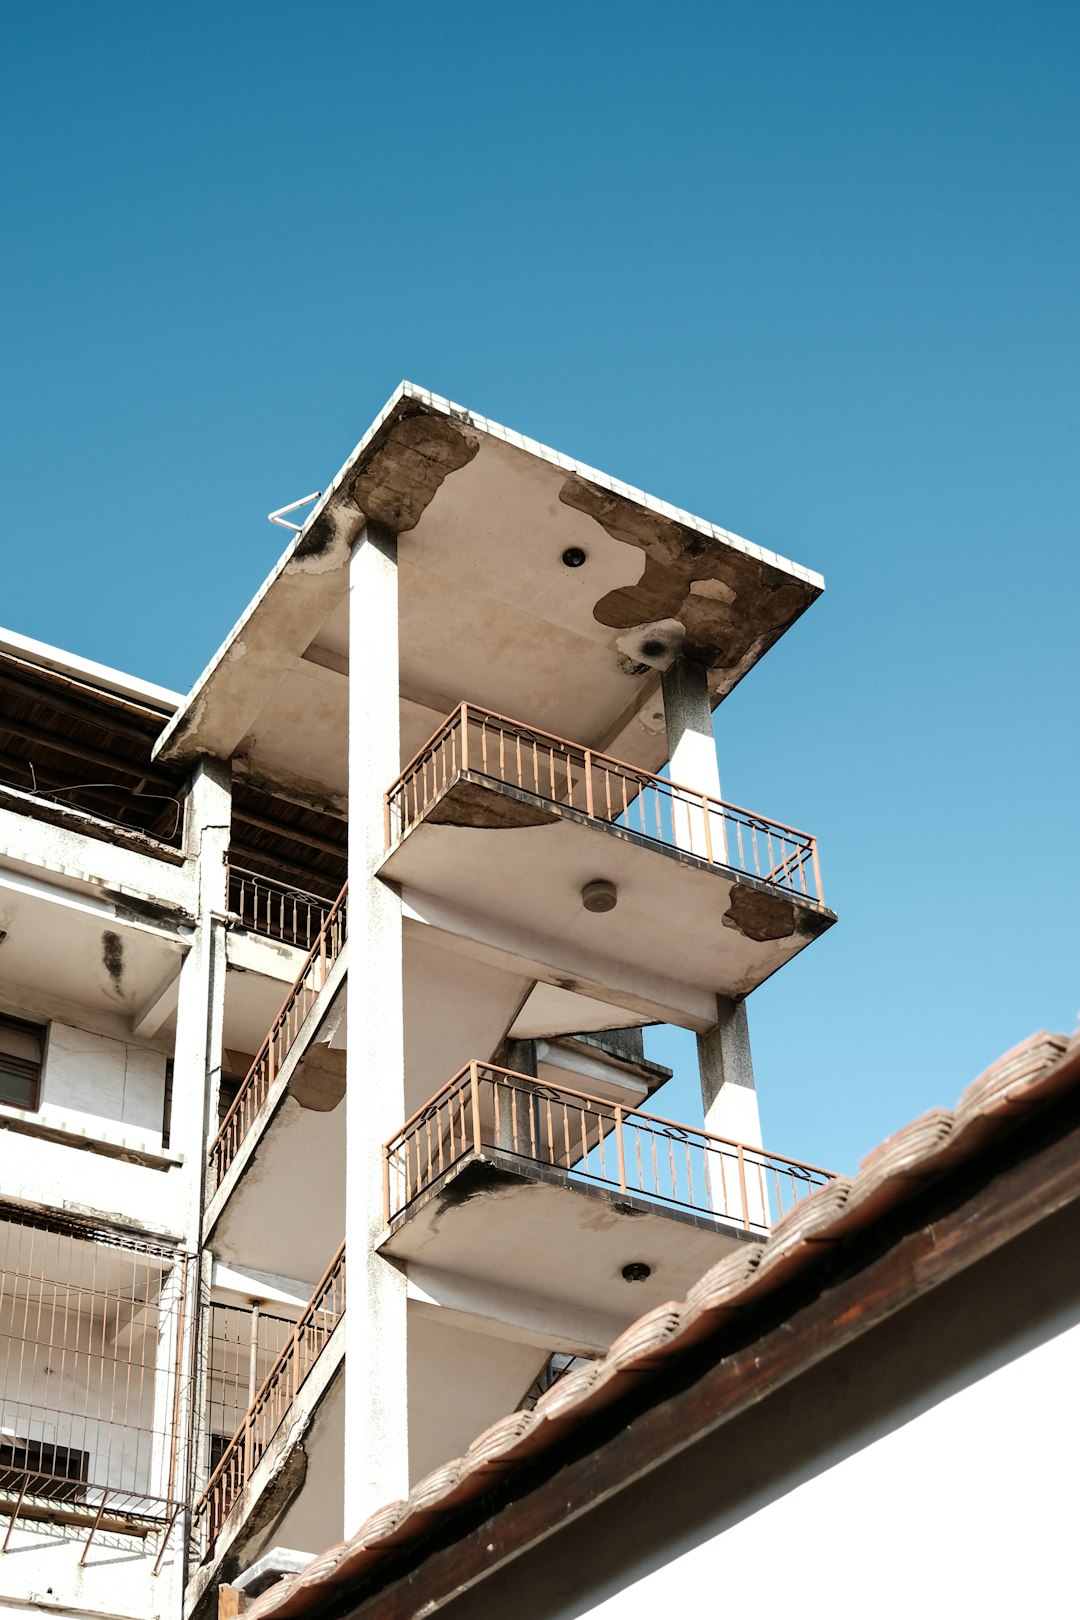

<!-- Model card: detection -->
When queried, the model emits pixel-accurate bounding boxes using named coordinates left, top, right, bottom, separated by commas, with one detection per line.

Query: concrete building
left=0, top=383, right=836, bottom=1620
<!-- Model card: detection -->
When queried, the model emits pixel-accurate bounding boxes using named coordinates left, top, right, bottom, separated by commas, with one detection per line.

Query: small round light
left=562, top=547, right=587, bottom=568
left=622, top=1262, right=651, bottom=1283
left=581, top=880, right=617, bottom=913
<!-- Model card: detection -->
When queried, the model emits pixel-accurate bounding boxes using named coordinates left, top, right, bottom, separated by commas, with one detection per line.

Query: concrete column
left=697, top=995, right=765, bottom=1227
left=169, top=758, right=230, bottom=1534
left=345, top=523, right=410, bottom=1533
left=661, top=657, right=721, bottom=796
left=172, top=758, right=231, bottom=1240
left=661, top=657, right=725, bottom=858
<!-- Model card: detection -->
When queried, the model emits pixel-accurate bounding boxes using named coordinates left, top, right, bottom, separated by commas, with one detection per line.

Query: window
left=0, top=1436, right=89, bottom=1503
left=0, top=1016, right=44, bottom=1111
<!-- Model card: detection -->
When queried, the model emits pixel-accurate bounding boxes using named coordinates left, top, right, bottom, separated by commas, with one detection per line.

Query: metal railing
left=384, top=1062, right=834, bottom=1233
left=386, top=704, right=823, bottom=904
left=227, top=866, right=337, bottom=952
left=0, top=1206, right=190, bottom=1558
left=207, top=884, right=348, bottom=1194
left=192, top=1242, right=345, bottom=1559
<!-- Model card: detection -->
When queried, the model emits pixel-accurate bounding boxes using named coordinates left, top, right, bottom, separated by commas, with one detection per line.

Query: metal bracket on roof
left=268, top=493, right=322, bottom=532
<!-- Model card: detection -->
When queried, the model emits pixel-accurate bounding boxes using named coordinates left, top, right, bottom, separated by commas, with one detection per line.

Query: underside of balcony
left=382, top=777, right=831, bottom=1002
left=381, top=1064, right=834, bottom=1342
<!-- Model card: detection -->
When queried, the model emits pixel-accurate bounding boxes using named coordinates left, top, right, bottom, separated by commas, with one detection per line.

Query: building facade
left=0, top=384, right=834, bottom=1618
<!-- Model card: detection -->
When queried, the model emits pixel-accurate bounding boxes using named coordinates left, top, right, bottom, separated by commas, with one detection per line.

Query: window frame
left=0, top=1014, right=45, bottom=1113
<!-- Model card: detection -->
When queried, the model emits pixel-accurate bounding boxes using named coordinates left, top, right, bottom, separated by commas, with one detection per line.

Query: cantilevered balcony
left=381, top=706, right=834, bottom=1016
left=381, top=1063, right=834, bottom=1334
left=226, top=866, right=338, bottom=953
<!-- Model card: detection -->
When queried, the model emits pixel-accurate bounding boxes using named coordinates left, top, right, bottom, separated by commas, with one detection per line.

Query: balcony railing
left=208, top=884, right=348, bottom=1194
left=192, top=1241, right=345, bottom=1560
left=0, top=1205, right=190, bottom=1555
left=386, top=704, right=823, bottom=904
left=384, top=1062, right=834, bottom=1234
left=227, top=866, right=337, bottom=952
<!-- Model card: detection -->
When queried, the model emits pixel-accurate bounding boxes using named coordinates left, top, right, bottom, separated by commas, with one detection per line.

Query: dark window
left=0, top=1016, right=44, bottom=1112
left=161, top=1058, right=174, bottom=1150
left=0, top=1436, right=89, bottom=1502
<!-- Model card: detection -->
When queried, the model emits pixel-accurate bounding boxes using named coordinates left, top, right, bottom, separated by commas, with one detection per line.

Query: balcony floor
left=379, top=1150, right=752, bottom=1345
left=380, top=774, right=834, bottom=1002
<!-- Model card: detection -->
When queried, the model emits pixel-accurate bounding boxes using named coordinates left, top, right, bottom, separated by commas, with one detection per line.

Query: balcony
left=208, top=884, right=348, bottom=1196
left=226, top=866, right=337, bottom=953
left=0, top=1205, right=188, bottom=1556
left=191, top=1241, right=346, bottom=1561
left=381, top=1063, right=834, bottom=1336
left=381, top=706, right=834, bottom=1015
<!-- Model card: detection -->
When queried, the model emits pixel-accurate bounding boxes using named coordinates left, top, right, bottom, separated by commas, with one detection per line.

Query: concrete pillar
left=344, top=523, right=410, bottom=1533
left=661, top=657, right=721, bottom=796
left=170, top=759, right=230, bottom=1528
left=661, top=657, right=725, bottom=859
left=697, top=995, right=765, bottom=1227
left=173, top=758, right=231, bottom=1239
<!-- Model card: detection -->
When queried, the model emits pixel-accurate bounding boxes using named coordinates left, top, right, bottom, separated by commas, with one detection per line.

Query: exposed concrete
left=560, top=474, right=819, bottom=699
left=661, top=657, right=721, bottom=797
left=426, top=779, right=559, bottom=830
left=347, top=405, right=480, bottom=533
left=696, top=995, right=762, bottom=1151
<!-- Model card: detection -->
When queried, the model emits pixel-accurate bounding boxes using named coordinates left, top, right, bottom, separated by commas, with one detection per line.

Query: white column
left=172, top=758, right=231, bottom=1239
left=697, top=996, right=766, bottom=1228
left=661, top=657, right=726, bottom=859
left=344, top=523, right=410, bottom=1533
left=168, top=759, right=230, bottom=1523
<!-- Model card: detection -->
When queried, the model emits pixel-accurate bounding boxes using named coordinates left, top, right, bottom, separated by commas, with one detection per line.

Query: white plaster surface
left=42, top=1022, right=168, bottom=1141
left=573, top=1318, right=1080, bottom=1619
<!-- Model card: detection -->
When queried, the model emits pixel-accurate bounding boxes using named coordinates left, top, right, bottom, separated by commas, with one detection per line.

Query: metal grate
left=0, top=1205, right=190, bottom=1537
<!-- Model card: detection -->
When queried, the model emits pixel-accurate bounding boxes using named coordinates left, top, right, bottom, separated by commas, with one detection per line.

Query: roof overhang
left=153, top=384, right=824, bottom=796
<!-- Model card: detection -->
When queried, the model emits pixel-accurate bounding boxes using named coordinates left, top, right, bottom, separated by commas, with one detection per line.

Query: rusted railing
left=227, top=866, right=336, bottom=952
left=207, top=884, right=347, bottom=1193
left=192, top=1242, right=345, bottom=1559
left=0, top=1205, right=190, bottom=1552
left=386, top=704, right=823, bottom=904
left=384, top=1062, right=834, bottom=1233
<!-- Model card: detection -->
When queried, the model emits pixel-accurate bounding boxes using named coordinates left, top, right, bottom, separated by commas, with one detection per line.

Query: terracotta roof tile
left=244, top=1024, right=1078, bottom=1620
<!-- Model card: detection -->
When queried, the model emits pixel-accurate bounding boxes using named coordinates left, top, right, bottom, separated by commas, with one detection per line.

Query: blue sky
left=2, top=2, right=1076, bottom=1173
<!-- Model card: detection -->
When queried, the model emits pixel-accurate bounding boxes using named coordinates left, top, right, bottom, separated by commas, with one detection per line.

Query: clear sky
left=2, top=2, right=1076, bottom=1174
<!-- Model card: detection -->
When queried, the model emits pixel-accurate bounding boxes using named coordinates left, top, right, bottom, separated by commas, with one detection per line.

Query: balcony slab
left=379, top=1150, right=751, bottom=1343
left=380, top=774, right=835, bottom=1002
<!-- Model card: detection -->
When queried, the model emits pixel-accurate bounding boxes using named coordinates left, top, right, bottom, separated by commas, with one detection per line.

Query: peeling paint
left=426, top=780, right=559, bottom=831
left=291, top=1047, right=346, bottom=1113
left=559, top=475, right=818, bottom=694
left=349, top=408, right=480, bottom=534
left=721, top=885, right=798, bottom=943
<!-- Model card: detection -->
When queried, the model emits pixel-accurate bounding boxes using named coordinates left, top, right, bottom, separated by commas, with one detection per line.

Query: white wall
left=41, top=1021, right=168, bottom=1144
left=434, top=1197, right=1080, bottom=1620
